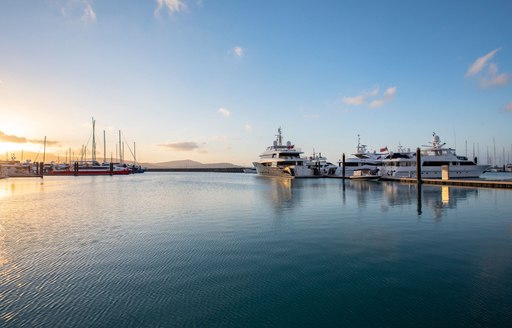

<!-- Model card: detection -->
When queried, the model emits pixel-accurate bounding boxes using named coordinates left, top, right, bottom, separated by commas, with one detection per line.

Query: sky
left=1, top=0, right=511, bottom=166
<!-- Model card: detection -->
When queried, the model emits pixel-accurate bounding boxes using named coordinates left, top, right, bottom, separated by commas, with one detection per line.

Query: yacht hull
left=380, top=165, right=489, bottom=179
left=253, top=163, right=314, bottom=178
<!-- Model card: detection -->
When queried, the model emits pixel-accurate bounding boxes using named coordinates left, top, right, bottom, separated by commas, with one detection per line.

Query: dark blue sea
left=1, top=173, right=511, bottom=327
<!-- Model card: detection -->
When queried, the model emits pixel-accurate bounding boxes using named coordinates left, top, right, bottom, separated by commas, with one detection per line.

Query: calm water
left=1, top=173, right=511, bottom=327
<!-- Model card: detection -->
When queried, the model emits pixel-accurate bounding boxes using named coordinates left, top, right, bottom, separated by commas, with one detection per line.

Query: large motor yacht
left=334, top=135, right=385, bottom=177
left=253, top=128, right=316, bottom=178
left=379, top=132, right=489, bottom=179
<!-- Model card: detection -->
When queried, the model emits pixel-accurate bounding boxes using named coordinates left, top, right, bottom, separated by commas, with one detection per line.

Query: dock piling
left=416, top=147, right=422, bottom=184
left=342, top=153, right=346, bottom=179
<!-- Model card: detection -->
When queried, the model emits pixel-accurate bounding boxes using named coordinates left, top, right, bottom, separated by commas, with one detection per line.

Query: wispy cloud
left=0, top=131, right=59, bottom=145
left=466, top=48, right=500, bottom=77
left=342, top=95, right=365, bottom=106
left=81, top=1, right=96, bottom=24
left=154, top=0, right=187, bottom=16
left=244, top=122, right=253, bottom=132
left=466, top=48, right=510, bottom=89
left=158, top=141, right=200, bottom=151
left=60, top=0, right=96, bottom=24
left=230, top=46, right=244, bottom=58
left=342, top=85, right=396, bottom=109
left=503, top=102, right=512, bottom=112
left=218, top=107, right=231, bottom=118
left=369, top=86, right=397, bottom=109
left=479, top=63, right=510, bottom=88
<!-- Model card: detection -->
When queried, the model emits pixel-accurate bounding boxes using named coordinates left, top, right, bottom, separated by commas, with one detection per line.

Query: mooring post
left=416, top=147, right=422, bottom=184
left=74, top=162, right=79, bottom=176
left=342, top=153, right=346, bottom=179
left=110, top=162, right=114, bottom=176
left=39, top=162, right=44, bottom=178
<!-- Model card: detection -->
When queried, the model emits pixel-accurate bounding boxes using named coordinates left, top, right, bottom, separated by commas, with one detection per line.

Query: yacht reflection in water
left=257, top=177, right=329, bottom=213
left=257, top=177, right=295, bottom=212
left=344, top=180, right=478, bottom=220
left=381, top=182, right=478, bottom=219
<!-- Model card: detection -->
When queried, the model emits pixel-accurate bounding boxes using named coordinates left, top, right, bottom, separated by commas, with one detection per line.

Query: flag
left=380, top=146, right=388, bottom=152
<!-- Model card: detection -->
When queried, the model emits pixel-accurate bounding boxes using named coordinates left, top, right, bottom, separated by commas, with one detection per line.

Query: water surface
left=1, top=173, right=511, bottom=327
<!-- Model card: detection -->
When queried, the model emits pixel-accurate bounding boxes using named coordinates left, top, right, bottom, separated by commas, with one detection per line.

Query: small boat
left=243, top=167, right=257, bottom=174
left=349, top=168, right=381, bottom=180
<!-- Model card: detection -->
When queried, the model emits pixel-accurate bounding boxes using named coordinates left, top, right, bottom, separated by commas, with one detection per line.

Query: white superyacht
left=253, top=128, right=316, bottom=178
left=379, top=132, right=489, bottom=179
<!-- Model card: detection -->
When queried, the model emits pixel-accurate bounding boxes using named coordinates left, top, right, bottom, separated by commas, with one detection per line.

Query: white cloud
left=218, top=107, right=231, bottom=118
left=155, top=0, right=187, bottom=16
left=465, top=48, right=510, bottom=89
left=503, top=102, right=512, bottom=112
left=342, top=95, right=365, bottom=106
left=342, top=85, right=396, bottom=109
left=479, top=63, right=510, bottom=88
left=158, top=141, right=199, bottom=151
left=466, top=48, right=500, bottom=77
left=81, top=2, right=96, bottom=24
left=369, top=86, right=397, bottom=109
left=60, top=0, right=96, bottom=24
left=244, top=122, right=253, bottom=132
left=230, top=46, right=244, bottom=58
left=383, top=86, right=396, bottom=97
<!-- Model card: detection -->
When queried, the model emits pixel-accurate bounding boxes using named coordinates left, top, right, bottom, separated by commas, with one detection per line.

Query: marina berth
left=379, top=132, right=489, bottom=179
left=47, top=160, right=131, bottom=176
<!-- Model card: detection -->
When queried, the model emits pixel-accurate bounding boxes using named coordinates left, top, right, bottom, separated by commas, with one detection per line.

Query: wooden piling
left=342, top=153, right=346, bottom=179
left=416, top=147, right=422, bottom=184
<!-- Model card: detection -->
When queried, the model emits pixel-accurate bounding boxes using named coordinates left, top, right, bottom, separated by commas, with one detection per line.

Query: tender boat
left=349, top=168, right=381, bottom=180
left=252, top=128, right=316, bottom=178
left=379, top=132, right=489, bottom=179
left=243, top=167, right=257, bottom=174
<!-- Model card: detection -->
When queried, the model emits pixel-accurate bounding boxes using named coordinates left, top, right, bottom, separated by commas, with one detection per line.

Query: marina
left=2, top=1, right=512, bottom=327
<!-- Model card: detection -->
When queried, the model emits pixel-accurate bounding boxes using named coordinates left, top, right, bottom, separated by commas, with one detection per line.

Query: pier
left=380, top=177, right=512, bottom=189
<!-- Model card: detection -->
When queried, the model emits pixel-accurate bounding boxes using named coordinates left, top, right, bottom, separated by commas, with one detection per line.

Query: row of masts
left=65, top=117, right=138, bottom=164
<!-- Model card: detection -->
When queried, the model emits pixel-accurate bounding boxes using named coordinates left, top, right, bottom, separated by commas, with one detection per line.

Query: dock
left=381, top=177, right=512, bottom=189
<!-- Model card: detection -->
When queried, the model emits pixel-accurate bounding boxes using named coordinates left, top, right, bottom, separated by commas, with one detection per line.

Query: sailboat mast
left=103, top=130, right=106, bottom=163
left=43, top=136, right=47, bottom=163
left=119, top=130, right=122, bottom=163
left=91, top=117, right=97, bottom=162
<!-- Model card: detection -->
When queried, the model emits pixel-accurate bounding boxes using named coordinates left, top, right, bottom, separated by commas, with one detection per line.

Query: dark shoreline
left=146, top=168, right=244, bottom=173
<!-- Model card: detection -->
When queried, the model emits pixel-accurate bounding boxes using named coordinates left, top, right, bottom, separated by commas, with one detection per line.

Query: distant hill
left=141, top=160, right=241, bottom=169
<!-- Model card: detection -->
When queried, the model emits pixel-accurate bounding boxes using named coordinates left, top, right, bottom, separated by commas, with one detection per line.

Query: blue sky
left=1, top=0, right=511, bottom=165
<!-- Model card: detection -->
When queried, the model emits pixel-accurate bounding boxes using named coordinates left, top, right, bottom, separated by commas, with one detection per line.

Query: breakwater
left=147, top=167, right=244, bottom=173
